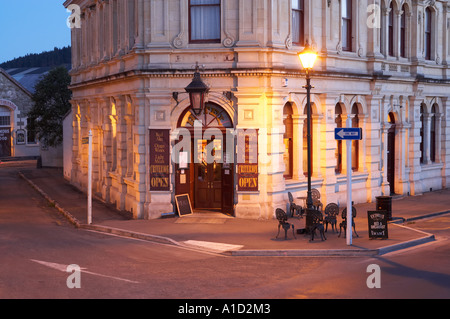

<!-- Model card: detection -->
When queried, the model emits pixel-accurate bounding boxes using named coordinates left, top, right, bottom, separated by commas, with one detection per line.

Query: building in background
left=0, top=68, right=40, bottom=159
left=64, top=0, right=450, bottom=220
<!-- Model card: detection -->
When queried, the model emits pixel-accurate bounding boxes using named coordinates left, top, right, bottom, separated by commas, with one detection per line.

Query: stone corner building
left=64, top=0, right=450, bottom=220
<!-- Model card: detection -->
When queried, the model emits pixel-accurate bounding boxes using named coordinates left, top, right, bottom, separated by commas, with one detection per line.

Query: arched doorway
left=283, top=103, right=293, bottom=179
left=387, top=112, right=396, bottom=195
left=175, top=102, right=235, bottom=215
left=0, top=105, right=12, bottom=157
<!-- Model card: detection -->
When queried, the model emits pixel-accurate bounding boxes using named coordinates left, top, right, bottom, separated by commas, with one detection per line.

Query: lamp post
left=298, top=44, right=318, bottom=223
left=185, top=64, right=210, bottom=116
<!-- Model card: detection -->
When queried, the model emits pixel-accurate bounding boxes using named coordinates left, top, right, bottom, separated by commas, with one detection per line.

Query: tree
left=27, top=66, right=72, bottom=147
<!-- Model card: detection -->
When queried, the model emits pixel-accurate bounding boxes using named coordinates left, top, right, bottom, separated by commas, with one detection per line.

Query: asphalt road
left=1, top=161, right=449, bottom=304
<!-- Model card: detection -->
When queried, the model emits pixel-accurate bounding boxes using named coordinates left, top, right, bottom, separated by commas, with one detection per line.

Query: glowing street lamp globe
left=298, top=44, right=318, bottom=71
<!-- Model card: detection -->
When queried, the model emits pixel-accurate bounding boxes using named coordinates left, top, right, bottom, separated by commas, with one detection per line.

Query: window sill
left=336, top=170, right=369, bottom=182
left=284, top=176, right=324, bottom=190
left=421, top=162, right=444, bottom=171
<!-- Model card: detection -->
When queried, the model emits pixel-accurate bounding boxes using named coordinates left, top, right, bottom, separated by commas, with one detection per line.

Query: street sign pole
left=335, top=126, right=362, bottom=246
left=346, top=137, right=352, bottom=246
left=87, top=130, right=93, bottom=225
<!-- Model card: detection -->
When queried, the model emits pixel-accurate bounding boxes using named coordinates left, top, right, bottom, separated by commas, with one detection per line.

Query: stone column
left=396, top=123, right=410, bottom=195
left=407, top=96, right=424, bottom=195
left=364, top=94, right=383, bottom=201
left=435, top=112, right=443, bottom=164
left=381, top=6, right=391, bottom=56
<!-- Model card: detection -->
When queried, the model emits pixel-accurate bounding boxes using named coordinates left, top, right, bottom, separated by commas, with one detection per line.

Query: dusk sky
left=0, top=1, right=71, bottom=64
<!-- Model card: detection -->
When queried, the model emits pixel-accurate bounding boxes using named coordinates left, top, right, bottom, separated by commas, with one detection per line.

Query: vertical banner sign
left=149, top=129, right=170, bottom=191
left=237, top=129, right=259, bottom=192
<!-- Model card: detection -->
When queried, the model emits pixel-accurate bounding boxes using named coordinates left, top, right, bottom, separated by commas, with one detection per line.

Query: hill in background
left=1, top=47, right=72, bottom=94
left=0, top=47, right=71, bottom=69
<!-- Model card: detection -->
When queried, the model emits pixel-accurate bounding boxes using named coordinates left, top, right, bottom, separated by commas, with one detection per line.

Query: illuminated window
left=283, top=103, right=294, bottom=179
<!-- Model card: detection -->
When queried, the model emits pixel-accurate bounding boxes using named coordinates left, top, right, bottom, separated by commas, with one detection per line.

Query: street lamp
left=298, top=43, right=318, bottom=215
left=185, top=64, right=210, bottom=116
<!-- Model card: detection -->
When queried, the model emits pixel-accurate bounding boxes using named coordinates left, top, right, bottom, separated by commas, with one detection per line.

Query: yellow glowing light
left=298, top=45, right=318, bottom=70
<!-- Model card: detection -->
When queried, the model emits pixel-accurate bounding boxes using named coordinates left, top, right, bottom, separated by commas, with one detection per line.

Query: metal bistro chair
left=275, top=208, right=296, bottom=240
left=288, top=192, right=304, bottom=219
left=324, top=203, right=339, bottom=233
left=308, top=210, right=326, bottom=242
left=311, top=188, right=323, bottom=212
left=339, top=204, right=359, bottom=238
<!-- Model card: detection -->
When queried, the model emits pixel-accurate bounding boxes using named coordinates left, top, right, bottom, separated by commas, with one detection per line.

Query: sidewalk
left=17, top=163, right=449, bottom=257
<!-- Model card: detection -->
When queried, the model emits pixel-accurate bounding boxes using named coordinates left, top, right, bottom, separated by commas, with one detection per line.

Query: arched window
left=430, top=104, right=437, bottom=163
left=283, top=103, right=294, bottom=179
left=0, top=105, right=12, bottom=156
left=388, top=2, right=394, bottom=56
left=335, top=104, right=343, bottom=174
left=400, top=5, right=407, bottom=58
left=424, top=7, right=432, bottom=60
left=292, top=0, right=305, bottom=46
left=420, top=104, right=425, bottom=164
left=387, top=112, right=396, bottom=194
left=351, top=104, right=359, bottom=171
left=179, top=103, right=233, bottom=129
left=111, top=101, right=118, bottom=172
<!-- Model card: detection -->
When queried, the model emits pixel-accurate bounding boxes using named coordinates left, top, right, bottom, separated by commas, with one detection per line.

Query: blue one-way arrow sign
left=335, top=128, right=363, bottom=140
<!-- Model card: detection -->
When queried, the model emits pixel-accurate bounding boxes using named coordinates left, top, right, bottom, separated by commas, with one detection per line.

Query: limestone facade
left=64, top=0, right=450, bottom=219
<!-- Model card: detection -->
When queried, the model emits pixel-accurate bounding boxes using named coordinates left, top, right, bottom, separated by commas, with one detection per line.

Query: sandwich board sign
left=368, top=211, right=389, bottom=239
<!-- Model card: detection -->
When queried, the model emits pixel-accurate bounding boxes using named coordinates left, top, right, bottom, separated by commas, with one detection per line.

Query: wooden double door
left=195, top=159, right=222, bottom=209
left=175, top=135, right=234, bottom=215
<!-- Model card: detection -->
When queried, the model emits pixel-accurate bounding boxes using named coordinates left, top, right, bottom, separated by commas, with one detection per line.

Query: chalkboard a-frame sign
left=175, top=194, right=193, bottom=217
left=368, top=211, right=389, bottom=239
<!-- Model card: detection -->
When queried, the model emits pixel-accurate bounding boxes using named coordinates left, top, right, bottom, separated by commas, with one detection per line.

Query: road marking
left=82, top=229, right=231, bottom=257
left=30, top=259, right=139, bottom=284
left=182, top=240, right=244, bottom=253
